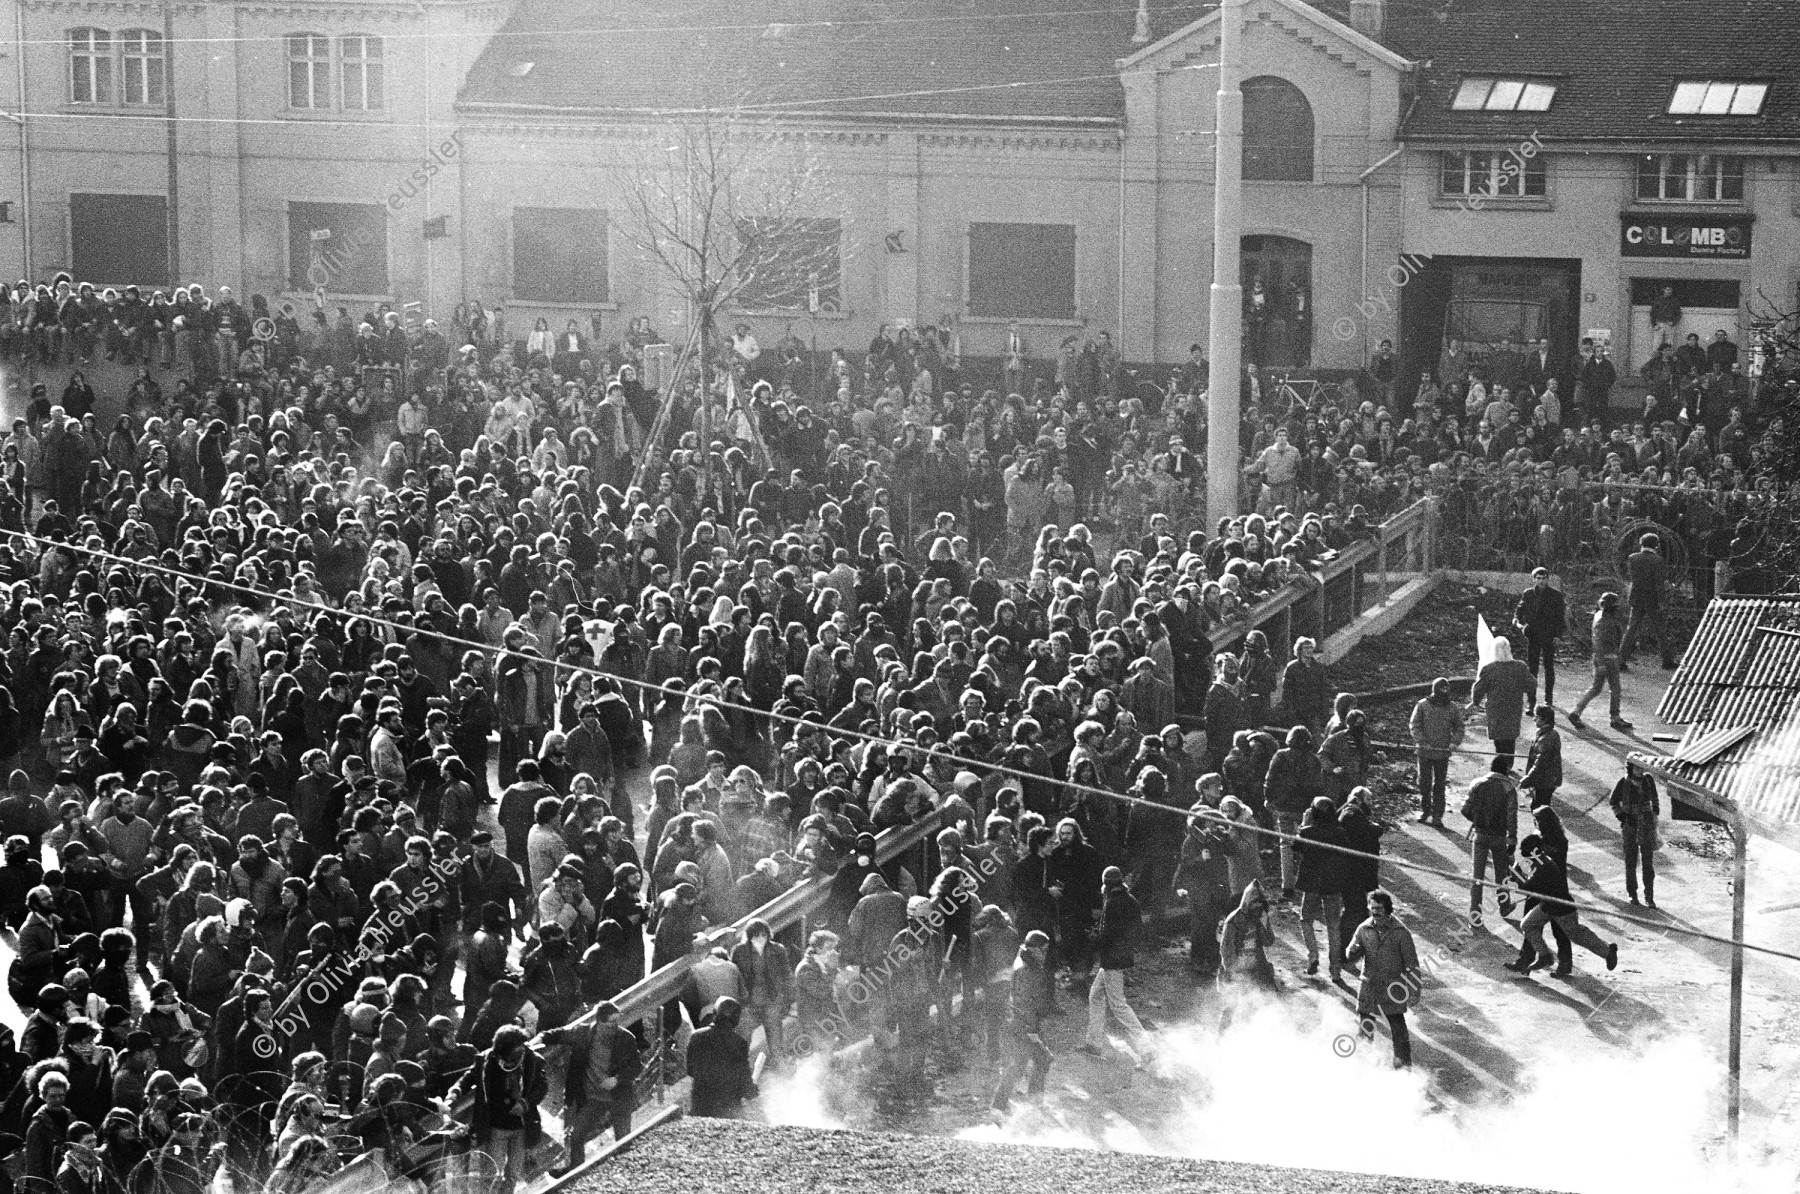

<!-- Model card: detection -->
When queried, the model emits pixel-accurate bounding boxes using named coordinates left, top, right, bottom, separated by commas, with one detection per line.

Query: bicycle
left=1270, top=374, right=1344, bottom=411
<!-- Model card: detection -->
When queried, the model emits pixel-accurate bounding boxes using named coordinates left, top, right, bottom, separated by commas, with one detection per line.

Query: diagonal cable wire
left=13, top=525, right=1796, bottom=964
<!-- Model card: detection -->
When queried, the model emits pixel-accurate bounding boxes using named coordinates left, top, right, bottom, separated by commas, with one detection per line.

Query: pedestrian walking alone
left=1610, top=763, right=1661, bottom=908
left=1513, top=567, right=1567, bottom=707
left=1345, top=889, right=1421, bottom=1069
left=1409, top=678, right=1464, bottom=827
left=1569, top=593, right=1632, bottom=731
left=1081, top=867, right=1151, bottom=1066
left=992, top=930, right=1053, bottom=1112
left=1468, top=638, right=1535, bottom=768
left=1621, top=533, right=1676, bottom=670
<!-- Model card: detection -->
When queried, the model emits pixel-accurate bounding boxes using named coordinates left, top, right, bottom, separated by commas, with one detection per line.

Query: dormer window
left=1668, top=81, right=1767, bottom=116
left=1451, top=77, right=1557, bottom=112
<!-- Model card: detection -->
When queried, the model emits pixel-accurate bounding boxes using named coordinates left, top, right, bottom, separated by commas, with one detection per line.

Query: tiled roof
left=1658, top=597, right=1800, bottom=724
left=459, top=0, right=1216, bottom=122
left=1391, top=0, right=1800, bottom=145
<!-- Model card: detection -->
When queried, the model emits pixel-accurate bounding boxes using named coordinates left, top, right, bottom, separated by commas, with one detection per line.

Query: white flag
left=1477, top=614, right=1497, bottom=670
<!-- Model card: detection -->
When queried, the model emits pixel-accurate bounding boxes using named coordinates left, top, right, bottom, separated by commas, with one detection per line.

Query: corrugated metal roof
left=1673, top=724, right=1756, bottom=766
left=1658, top=597, right=1800, bottom=725
left=1652, top=710, right=1800, bottom=830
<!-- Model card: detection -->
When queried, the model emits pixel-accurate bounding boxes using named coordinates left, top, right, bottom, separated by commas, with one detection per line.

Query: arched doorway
left=1241, top=234, right=1312, bottom=368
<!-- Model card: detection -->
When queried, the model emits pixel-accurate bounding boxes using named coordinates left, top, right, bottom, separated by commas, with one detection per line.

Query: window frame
left=1450, top=76, right=1558, bottom=112
left=1667, top=81, right=1769, bottom=117
left=68, top=28, right=113, bottom=106
left=286, top=32, right=331, bottom=112
left=339, top=34, right=384, bottom=112
left=1437, top=150, right=1548, bottom=202
left=118, top=29, right=166, bottom=107
left=1634, top=153, right=1746, bottom=203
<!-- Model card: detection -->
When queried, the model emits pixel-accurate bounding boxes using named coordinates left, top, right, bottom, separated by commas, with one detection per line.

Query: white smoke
left=955, top=991, right=1792, bottom=1194
left=753, top=984, right=1792, bottom=1194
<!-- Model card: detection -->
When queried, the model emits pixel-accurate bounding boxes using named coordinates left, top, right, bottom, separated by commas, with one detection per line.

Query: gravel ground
left=576, top=1117, right=1541, bottom=1194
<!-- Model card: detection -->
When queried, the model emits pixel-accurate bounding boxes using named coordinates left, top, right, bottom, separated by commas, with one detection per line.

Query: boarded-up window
left=70, top=193, right=167, bottom=286
left=1243, top=76, right=1314, bottom=182
left=513, top=208, right=609, bottom=304
left=967, top=222, right=1075, bottom=320
left=735, top=217, right=841, bottom=312
left=289, top=201, right=388, bottom=295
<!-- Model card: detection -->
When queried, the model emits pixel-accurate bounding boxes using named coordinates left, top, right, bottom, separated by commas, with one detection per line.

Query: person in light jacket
left=1467, top=637, right=1535, bottom=767
left=1409, top=678, right=1464, bottom=827
left=1345, top=888, right=1421, bottom=1069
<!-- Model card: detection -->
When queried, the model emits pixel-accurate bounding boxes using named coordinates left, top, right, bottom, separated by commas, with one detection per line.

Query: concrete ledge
left=1440, top=570, right=1560, bottom=593
left=1321, top=574, right=1440, bottom=664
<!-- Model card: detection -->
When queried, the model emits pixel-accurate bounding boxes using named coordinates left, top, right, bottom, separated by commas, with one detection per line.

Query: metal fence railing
left=1207, top=496, right=1435, bottom=662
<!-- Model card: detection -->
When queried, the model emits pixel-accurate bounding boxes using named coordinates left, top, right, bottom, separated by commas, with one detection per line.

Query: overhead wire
left=7, top=523, right=1796, bottom=965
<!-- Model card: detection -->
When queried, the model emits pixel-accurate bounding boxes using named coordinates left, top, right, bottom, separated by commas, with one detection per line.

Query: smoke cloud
left=760, top=990, right=1793, bottom=1194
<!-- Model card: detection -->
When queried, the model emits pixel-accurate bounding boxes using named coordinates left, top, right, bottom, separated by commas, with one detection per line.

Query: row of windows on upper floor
left=66, top=30, right=382, bottom=111
left=1439, top=151, right=1750, bottom=204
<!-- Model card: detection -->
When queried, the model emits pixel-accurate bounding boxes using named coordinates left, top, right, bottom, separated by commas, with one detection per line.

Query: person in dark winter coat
left=1081, top=867, right=1150, bottom=1062
left=1264, top=726, right=1324, bottom=898
left=686, top=997, right=756, bottom=1117
left=1506, top=834, right=1617, bottom=978
left=1173, top=805, right=1232, bottom=979
left=1044, top=818, right=1102, bottom=981
left=1293, top=798, right=1350, bottom=980
left=1336, top=790, right=1386, bottom=951
left=1513, top=568, right=1567, bottom=706
left=991, top=931, right=1053, bottom=1111
left=1520, top=706, right=1563, bottom=809
left=537, top=1000, right=640, bottom=1167
left=843, top=872, right=907, bottom=971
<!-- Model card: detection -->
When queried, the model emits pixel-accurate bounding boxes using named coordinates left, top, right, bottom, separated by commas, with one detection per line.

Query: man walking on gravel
left=1569, top=592, right=1632, bottom=732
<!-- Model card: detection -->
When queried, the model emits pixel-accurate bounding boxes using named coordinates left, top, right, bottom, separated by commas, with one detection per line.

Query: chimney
left=1132, top=0, right=1152, bottom=45
left=1350, top=0, right=1384, bottom=40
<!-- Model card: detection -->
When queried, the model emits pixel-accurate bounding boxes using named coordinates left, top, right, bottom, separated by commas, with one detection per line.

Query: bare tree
left=612, top=109, right=843, bottom=473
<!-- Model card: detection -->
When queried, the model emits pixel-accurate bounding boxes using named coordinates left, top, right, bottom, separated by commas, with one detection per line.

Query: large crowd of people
left=0, top=270, right=1787, bottom=1194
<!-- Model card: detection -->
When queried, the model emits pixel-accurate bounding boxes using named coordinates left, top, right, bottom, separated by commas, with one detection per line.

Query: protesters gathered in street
left=0, top=260, right=1734, bottom=1193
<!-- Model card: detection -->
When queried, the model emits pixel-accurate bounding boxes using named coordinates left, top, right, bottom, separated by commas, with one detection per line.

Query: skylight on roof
left=508, top=61, right=534, bottom=77
left=1669, top=81, right=1767, bottom=116
left=1451, top=77, right=1557, bottom=112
